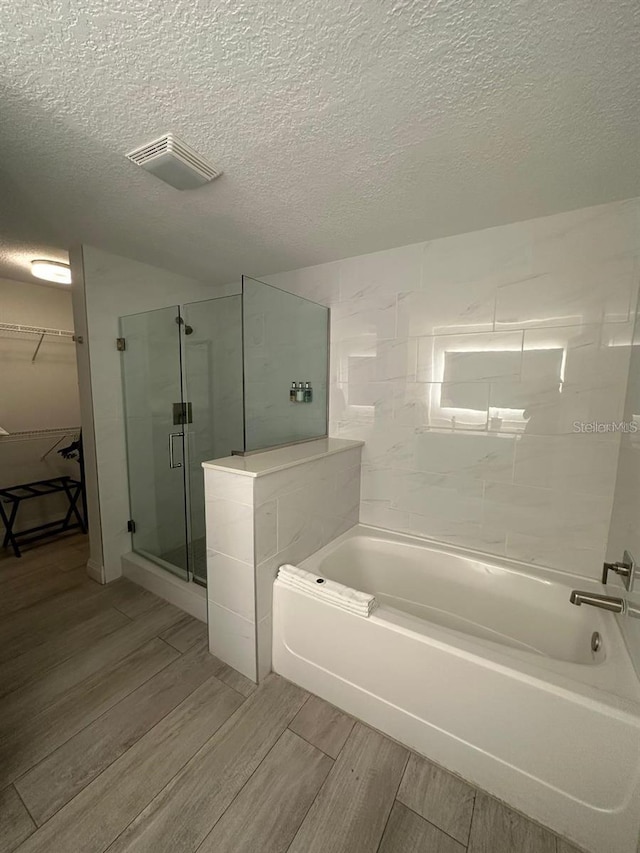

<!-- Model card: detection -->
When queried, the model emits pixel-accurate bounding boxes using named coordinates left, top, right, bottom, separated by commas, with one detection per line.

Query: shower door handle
left=169, top=433, right=183, bottom=469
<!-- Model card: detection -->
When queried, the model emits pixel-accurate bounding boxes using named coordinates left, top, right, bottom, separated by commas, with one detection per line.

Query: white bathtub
left=272, top=525, right=640, bottom=853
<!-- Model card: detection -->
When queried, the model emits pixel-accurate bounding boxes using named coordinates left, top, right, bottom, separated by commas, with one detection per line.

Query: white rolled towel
left=277, top=564, right=377, bottom=616
left=283, top=579, right=372, bottom=614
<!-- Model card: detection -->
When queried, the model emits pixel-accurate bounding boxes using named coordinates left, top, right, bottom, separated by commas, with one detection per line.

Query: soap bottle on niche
left=304, top=381, right=312, bottom=403
left=290, top=382, right=296, bottom=403
left=296, top=381, right=305, bottom=402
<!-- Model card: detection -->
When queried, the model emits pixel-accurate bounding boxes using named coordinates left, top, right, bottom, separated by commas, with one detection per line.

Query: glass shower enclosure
left=119, top=278, right=328, bottom=586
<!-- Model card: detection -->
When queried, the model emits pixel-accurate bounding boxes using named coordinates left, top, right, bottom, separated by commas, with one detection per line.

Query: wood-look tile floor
left=0, top=535, right=585, bottom=853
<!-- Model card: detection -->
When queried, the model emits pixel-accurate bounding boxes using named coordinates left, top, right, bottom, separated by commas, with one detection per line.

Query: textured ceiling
left=1, top=0, right=639, bottom=285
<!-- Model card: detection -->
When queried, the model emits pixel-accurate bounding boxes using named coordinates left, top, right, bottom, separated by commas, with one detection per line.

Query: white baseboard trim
left=121, top=552, right=207, bottom=622
left=86, top=558, right=105, bottom=584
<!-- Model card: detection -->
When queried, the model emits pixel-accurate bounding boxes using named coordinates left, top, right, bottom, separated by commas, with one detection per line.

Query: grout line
left=219, top=682, right=253, bottom=703
left=374, top=750, right=411, bottom=853
left=285, top=725, right=342, bottom=761
left=0, top=610, right=139, bottom=704
left=161, top=630, right=208, bottom=657
left=109, top=602, right=135, bottom=620
left=282, top=753, right=333, bottom=853
left=283, top=708, right=367, bottom=853
left=0, top=572, right=86, bottom=618
left=192, top=726, right=303, bottom=853
left=213, top=664, right=257, bottom=701
left=10, top=638, right=181, bottom=791
left=24, top=670, right=239, bottom=831
left=155, top=636, right=184, bottom=657
left=467, top=785, right=478, bottom=851
left=114, top=680, right=301, bottom=853
left=12, top=781, right=37, bottom=830
left=470, top=788, right=564, bottom=850
left=398, top=798, right=474, bottom=849
left=0, top=589, right=98, bottom=642
left=290, top=692, right=311, bottom=718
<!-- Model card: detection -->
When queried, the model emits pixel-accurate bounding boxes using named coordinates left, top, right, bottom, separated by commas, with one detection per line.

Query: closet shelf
left=0, top=322, right=76, bottom=361
left=0, top=427, right=81, bottom=441
left=0, top=322, right=75, bottom=338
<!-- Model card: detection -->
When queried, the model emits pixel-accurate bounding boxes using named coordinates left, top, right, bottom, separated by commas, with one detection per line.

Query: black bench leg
left=0, top=501, right=21, bottom=558
left=71, top=485, right=87, bottom=533
left=61, top=482, right=87, bottom=534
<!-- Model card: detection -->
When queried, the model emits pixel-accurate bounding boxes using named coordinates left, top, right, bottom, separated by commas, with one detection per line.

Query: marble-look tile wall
left=204, top=444, right=361, bottom=680
left=260, top=199, right=640, bottom=578
left=606, top=298, right=640, bottom=675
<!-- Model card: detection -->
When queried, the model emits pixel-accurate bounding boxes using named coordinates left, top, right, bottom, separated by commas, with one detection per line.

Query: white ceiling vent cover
left=126, top=133, right=222, bottom=190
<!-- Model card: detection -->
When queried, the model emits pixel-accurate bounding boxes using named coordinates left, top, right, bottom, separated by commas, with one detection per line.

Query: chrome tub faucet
left=569, top=591, right=625, bottom=613
left=569, top=553, right=640, bottom=615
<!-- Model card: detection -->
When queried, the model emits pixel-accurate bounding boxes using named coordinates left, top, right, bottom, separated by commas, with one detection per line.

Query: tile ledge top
left=202, top=438, right=364, bottom=478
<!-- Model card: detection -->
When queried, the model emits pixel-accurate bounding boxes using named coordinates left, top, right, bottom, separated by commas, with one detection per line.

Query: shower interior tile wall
left=183, top=295, right=244, bottom=546
left=242, top=278, right=329, bottom=451
left=606, top=294, right=640, bottom=675
left=261, top=199, right=640, bottom=579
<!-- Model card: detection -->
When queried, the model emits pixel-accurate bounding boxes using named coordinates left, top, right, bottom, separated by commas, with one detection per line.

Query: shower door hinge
left=116, top=337, right=126, bottom=351
left=127, top=519, right=136, bottom=533
left=175, top=316, right=193, bottom=335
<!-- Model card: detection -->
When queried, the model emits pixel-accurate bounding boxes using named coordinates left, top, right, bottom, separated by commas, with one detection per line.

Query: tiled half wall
left=203, top=440, right=362, bottom=681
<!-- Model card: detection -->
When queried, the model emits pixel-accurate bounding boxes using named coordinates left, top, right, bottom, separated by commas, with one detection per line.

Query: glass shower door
left=120, top=306, right=190, bottom=579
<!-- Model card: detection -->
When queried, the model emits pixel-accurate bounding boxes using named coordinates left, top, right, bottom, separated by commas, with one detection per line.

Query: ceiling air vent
left=125, top=133, right=222, bottom=190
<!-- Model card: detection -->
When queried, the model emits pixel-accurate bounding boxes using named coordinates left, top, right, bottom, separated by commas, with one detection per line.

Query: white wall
left=70, top=247, right=104, bottom=578
left=261, top=198, right=640, bottom=579
left=0, top=276, right=74, bottom=328
left=73, top=246, right=235, bottom=582
left=0, top=277, right=81, bottom=532
left=0, top=277, right=80, bottom=433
